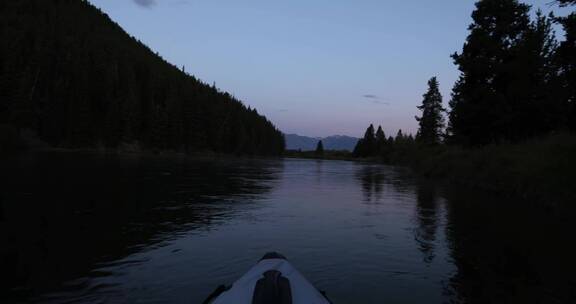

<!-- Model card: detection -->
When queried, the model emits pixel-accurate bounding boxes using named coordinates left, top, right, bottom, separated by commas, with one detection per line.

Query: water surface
left=1, top=152, right=574, bottom=303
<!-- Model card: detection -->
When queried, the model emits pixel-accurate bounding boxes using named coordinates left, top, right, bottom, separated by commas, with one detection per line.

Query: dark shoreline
left=5, top=134, right=575, bottom=214
left=286, top=134, right=576, bottom=214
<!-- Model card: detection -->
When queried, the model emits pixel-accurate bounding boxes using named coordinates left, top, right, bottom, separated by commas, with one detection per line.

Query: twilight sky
left=88, top=0, right=570, bottom=137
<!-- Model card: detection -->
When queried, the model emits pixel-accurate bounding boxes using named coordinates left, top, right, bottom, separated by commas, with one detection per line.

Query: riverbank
left=377, top=133, right=576, bottom=212
left=287, top=134, right=576, bottom=212
left=0, top=124, right=279, bottom=159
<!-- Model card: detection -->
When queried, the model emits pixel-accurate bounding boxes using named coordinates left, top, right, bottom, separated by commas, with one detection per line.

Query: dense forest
left=0, top=0, right=285, bottom=155
left=354, top=0, right=576, bottom=156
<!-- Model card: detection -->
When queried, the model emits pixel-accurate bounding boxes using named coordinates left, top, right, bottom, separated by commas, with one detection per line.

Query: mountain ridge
left=284, top=133, right=359, bottom=151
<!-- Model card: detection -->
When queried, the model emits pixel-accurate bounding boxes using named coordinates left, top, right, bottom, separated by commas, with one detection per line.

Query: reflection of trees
left=414, top=182, right=439, bottom=264
left=355, top=165, right=386, bottom=202
left=0, top=153, right=283, bottom=301
left=355, top=164, right=420, bottom=204
left=443, top=188, right=576, bottom=304
left=355, top=164, right=442, bottom=266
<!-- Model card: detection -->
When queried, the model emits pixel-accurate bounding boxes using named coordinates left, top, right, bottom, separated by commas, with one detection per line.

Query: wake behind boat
left=203, top=252, right=332, bottom=304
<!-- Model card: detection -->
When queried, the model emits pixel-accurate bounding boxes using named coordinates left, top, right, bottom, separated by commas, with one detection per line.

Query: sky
left=88, top=0, right=571, bottom=138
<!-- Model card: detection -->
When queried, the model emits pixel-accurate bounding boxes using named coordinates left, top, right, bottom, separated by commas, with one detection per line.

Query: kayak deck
left=204, top=252, right=332, bottom=304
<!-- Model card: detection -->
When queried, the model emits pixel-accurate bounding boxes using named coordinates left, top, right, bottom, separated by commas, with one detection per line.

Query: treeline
left=355, top=0, right=576, bottom=157
left=353, top=125, right=415, bottom=160
left=0, top=0, right=284, bottom=155
left=447, top=0, right=575, bottom=145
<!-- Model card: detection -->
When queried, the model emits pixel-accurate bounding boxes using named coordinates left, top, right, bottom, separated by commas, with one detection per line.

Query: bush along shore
left=380, top=134, right=576, bottom=211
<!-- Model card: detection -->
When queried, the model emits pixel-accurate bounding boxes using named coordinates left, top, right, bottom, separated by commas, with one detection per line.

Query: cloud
left=362, top=94, right=390, bottom=105
left=134, top=0, right=156, bottom=8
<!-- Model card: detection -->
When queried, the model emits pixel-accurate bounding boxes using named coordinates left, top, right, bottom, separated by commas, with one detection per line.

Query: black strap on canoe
left=252, top=270, right=292, bottom=304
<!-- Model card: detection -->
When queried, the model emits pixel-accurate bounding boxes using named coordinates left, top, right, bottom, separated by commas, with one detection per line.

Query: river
left=1, top=152, right=574, bottom=303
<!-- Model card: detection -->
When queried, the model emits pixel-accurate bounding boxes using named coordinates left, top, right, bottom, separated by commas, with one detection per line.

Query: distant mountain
left=284, top=134, right=319, bottom=151
left=322, top=135, right=360, bottom=151
left=285, top=134, right=359, bottom=151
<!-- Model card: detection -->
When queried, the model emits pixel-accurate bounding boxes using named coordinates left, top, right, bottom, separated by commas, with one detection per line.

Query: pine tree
left=407, top=134, right=415, bottom=144
left=387, top=136, right=394, bottom=146
left=416, top=77, right=445, bottom=144
left=353, top=124, right=376, bottom=157
left=510, top=10, right=559, bottom=138
left=363, top=124, right=376, bottom=155
left=448, top=0, right=532, bottom=145
left=315, top=140, right=324, bottom=156
left=353, top=139, right=364, bottom=157
left=555, top=1, right=576, bottom=132
left=375, top=125, right=386, bottom=154
left=395, top=130, right=405, bottom=145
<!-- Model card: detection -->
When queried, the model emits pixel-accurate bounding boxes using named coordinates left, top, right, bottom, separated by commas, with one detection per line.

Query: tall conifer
left=416, top=77, right=445, bottom=144
left=448, top=0, right=531, bottom=145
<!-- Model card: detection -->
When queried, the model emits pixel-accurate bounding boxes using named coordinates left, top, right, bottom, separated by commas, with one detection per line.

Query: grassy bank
left=380, top=133, right=576, bottom=209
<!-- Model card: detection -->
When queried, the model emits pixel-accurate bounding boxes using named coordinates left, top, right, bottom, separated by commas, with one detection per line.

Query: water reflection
left=444, top=185, right=576, bottom=303
left=2, top=154, right=574, bottom=303
left=355, top=165, right=386, bottom=202
left=355, top=166, right=442, bottom=264
left=414, top=182, right=440, bottom=265
left=353, top=163, right=576, bottom=303
left=0, top=152, right=282, bottom=302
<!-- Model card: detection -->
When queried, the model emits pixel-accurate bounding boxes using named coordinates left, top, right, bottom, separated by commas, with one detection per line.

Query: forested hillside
left=0, top=0, right=285, bottom=155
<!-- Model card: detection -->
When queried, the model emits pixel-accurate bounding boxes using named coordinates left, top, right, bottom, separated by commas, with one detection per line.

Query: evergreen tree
left=395, top=130, right=405, bottom=145
left=375, top=125, right=386, bottom=154
left=315, top=140, right=324, bottom=156
left=353, top=124, right=377, bottom=157
left=364, top=124, right=376, bottom=155
left=416, top=77, right=445, bottom=144
left=448, top=0, right=532, bottom=145
left=353, top=139, right=364, bottom=157
left=512, top=10, right=559, bottom=138
left=407, top=134, right=415, bottom=144
left=387, top=136, right=395, bottom=146
left=555, top=1, right=576, bottom=132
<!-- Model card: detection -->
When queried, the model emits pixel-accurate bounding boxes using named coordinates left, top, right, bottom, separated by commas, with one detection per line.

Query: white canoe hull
left=206, top=254, right=331, bottom=304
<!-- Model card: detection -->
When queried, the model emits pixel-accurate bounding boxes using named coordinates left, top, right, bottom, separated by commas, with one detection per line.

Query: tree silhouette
left=416, top=77, right=445, bottom=145
left=364, top=124, right=376, bottom=155
left=395, top=130, right=405, bottom=145
left=448, top=0, right=533, bottom=145
left=353, top=124, right=376, bottom=157
left=351, top=0, right=575, bottom=153
left=315, top=140, right=324, bottom=156
left=555, top=1, right=576, bottom=132
left=375, top=125, right=387, bottom=154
